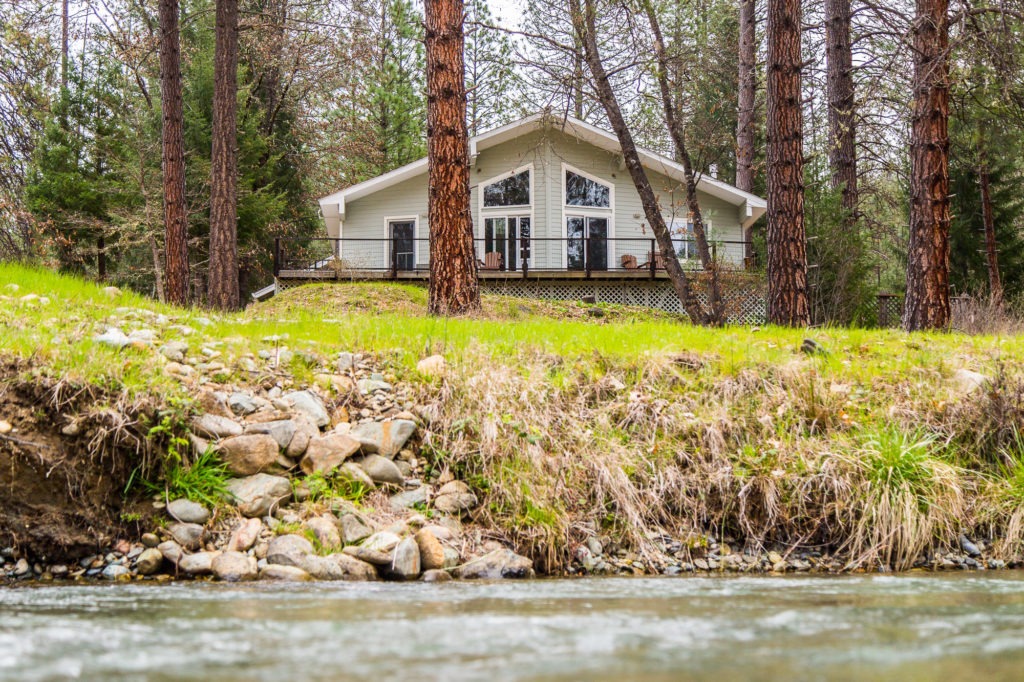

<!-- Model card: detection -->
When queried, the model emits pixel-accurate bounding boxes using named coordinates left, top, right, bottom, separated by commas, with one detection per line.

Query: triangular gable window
left=566, top=171, right=610, bottom=208
left=483, top=170, right=530, bottom=207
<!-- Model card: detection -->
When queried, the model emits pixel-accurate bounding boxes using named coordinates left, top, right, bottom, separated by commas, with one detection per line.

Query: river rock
left=259, top=565, right=312, bottom=582
left=414, top=529, right=445, bottom=571
left=286, top=415, right=320, bottom=458
left=229, top=392, right=258, bottom=416
left=301, top=553, right=378, bottom=581
left=350, top=420, right=416, bottom=458
left=301, top=433, right=360, bottom=475
left=422, top=524, right=454, bottom=542
left=158, top=541, right=184, bottom=567
left=159, top=341, right=189, bottom=362
left=358, top=455, right=405, bottom=486
left=244, top=419, right=297, bottom=450
left=283, top=390, right=329, bottom=428
left=225, top=474, right=292, bottom=517
left=390, top=485, right=429, bottom=511
left=442, top=547, right=461, bottom=570
left=168, top=523, right=205, bottom=551
left=217, top=434, right=279, bottom=476
left=433, top=480, right=477, bottom=514
left=191, top=414, right=242, bottom=439
left=304, top=515, right=342, bottom=550
left=362, top=531, right=401, bottom=553
left=227, top=518, right=263, bottom=552
left=212, top=552, right=258, bottom=582
left=135, top=548, right=164, bottom=575
left=357, top=378, right=392, bottom=394
left=960, top=534, right=982, bottom=557
left=416, top=355, right=446, bottom=376
left=453, top=549, right=535, bottom=580
left=388, top=537, right=420, bottom=580
left=342, top=546, right=393, bottom=566
left=95, top=328, right=131, bottom=349
left=422, top=569, right=452, bottom=583
left=179, top=551, right=218, bottom=576
left=166, top=499, right=210, bottom=525
left=267, top=534, right=313, bottom=567
left=101, top=564, right=131, bottom=580
left=953, top=369, right=989, bottom=393
left=338, top=462, right=376, bottom=490
left=339, top=513, right=373, bottom=544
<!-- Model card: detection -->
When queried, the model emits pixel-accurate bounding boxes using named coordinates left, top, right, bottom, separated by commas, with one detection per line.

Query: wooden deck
left=276, top=267, right=684, bottom=282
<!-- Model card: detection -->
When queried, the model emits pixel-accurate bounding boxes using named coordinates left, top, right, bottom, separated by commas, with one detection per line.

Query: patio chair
left=647, top=251, right=667, bottom=269
left=479, top=251, right=503, bottom=271
left=621, top=254, right=640, bottom=270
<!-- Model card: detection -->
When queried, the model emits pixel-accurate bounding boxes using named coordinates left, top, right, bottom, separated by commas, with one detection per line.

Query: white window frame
left=477, top=164, right=535, bottom=264
left=560, top=163, right=615, bottom=268
left=669, top=215, right=713, bottom=261
left=384, top=214, right=419, bottom=270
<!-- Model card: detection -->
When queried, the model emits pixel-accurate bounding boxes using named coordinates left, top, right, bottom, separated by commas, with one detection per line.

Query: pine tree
left=465, top=0, right=523, bottom=135
left=903, top=0, right=951, bottom=331
left=766, top=0, right=810, bottom=326
left=425, top=0, right=480, bottom=315
left=208, top=0, right=240, bottom=310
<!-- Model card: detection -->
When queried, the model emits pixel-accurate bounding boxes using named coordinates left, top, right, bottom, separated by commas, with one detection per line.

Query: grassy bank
left=3, top=263, right=1024, bottom=571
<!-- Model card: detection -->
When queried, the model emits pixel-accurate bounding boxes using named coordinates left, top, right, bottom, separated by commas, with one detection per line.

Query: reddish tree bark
left=825, top=0, right=858, bottom=223
left=159, top=0, right=190, bottom=305
left=903, top=0, right=951, bottom=331
left=208, top=0, right=240, bottom=310
left=766, top=0, right=810, bottom=326
left=425, top=0, right=480, bottom=315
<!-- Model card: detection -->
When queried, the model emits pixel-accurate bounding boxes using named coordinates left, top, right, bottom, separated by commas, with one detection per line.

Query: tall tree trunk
left=737, top=0, right=757, bottom=262
left=640, top=0, right=724, bottom=324
left=61, top=0, right=70, bottom=89
left=766, top=0, right=810, bottom=327
left=159, top=0, right=190, bottom=305
left=151, top=233, right=166, bottom=303
left=208, top=0, right=240, bottom=310
left=571, top=0, right=708, bottom=325
left=903, top=0, right=950, bottom=331
left=825, top=0, right=858, bottom=222
left=736, top=0, right=756, bottom=193
left=425, top=0, right=480, bottom=315
left=979, top=148, right=1002, bottom=306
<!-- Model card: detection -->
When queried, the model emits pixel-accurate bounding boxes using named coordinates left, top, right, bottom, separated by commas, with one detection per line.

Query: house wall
left=337, top=128, right=747, bottom=270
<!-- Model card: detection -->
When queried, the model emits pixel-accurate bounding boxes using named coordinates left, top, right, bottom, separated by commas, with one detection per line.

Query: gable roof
left=319, top=113, right=767, bottom=227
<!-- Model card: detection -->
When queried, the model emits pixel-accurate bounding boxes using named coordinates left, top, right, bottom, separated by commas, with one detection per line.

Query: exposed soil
left=0, top=362, right=154, bottom=561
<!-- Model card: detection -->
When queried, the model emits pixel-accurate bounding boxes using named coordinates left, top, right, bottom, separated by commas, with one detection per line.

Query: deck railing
left=274, top=237, right=756, bottom=279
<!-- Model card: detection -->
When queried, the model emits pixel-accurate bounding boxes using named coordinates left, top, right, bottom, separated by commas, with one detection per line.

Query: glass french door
left=566, top=215, right=608, bottom=271
left=484, top=216, right=531, bottom=271
left=389, top=220, right=415, bottom=270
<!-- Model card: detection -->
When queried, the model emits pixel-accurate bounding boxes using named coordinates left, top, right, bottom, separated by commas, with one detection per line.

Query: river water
left=2, top=574, right=1024, bottom=681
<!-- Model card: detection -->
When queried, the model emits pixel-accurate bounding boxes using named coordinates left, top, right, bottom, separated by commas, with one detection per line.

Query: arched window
left=483, top=169, right=530, bottom=207
left=565, top=170, right=610, bottom=208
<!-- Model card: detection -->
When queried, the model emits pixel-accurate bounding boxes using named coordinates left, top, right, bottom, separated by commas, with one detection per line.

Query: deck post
left=650, top=239, right=656, bottom=280
left=273, top=237, right=280, bottom=276
left=585, top=237, right=592, bottom=278
left=390, top=237, right=397, bottom=280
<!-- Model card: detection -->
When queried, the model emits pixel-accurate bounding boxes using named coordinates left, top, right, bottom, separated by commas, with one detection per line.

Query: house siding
left=338, top=128, right=747, bottom=270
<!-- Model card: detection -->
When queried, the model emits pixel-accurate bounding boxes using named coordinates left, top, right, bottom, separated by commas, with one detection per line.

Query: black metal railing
left=273, top=237, right=755, bottom=279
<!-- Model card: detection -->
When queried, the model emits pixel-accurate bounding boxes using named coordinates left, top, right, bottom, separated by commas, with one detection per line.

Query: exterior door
left=484, top=216, right=531, bottom=271
left=389, top=220, right=415, bottom=271
left=566, top=216, right=608, bottom=271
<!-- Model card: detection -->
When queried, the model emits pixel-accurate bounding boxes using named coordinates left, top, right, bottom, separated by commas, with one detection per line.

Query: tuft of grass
left=146, top=447, right=231, bottom=509
left=845, top=428, right=964, bottom=570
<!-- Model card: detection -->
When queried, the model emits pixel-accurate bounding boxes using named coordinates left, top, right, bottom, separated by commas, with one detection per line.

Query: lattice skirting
left=480, top=277, right=766, bottom=325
